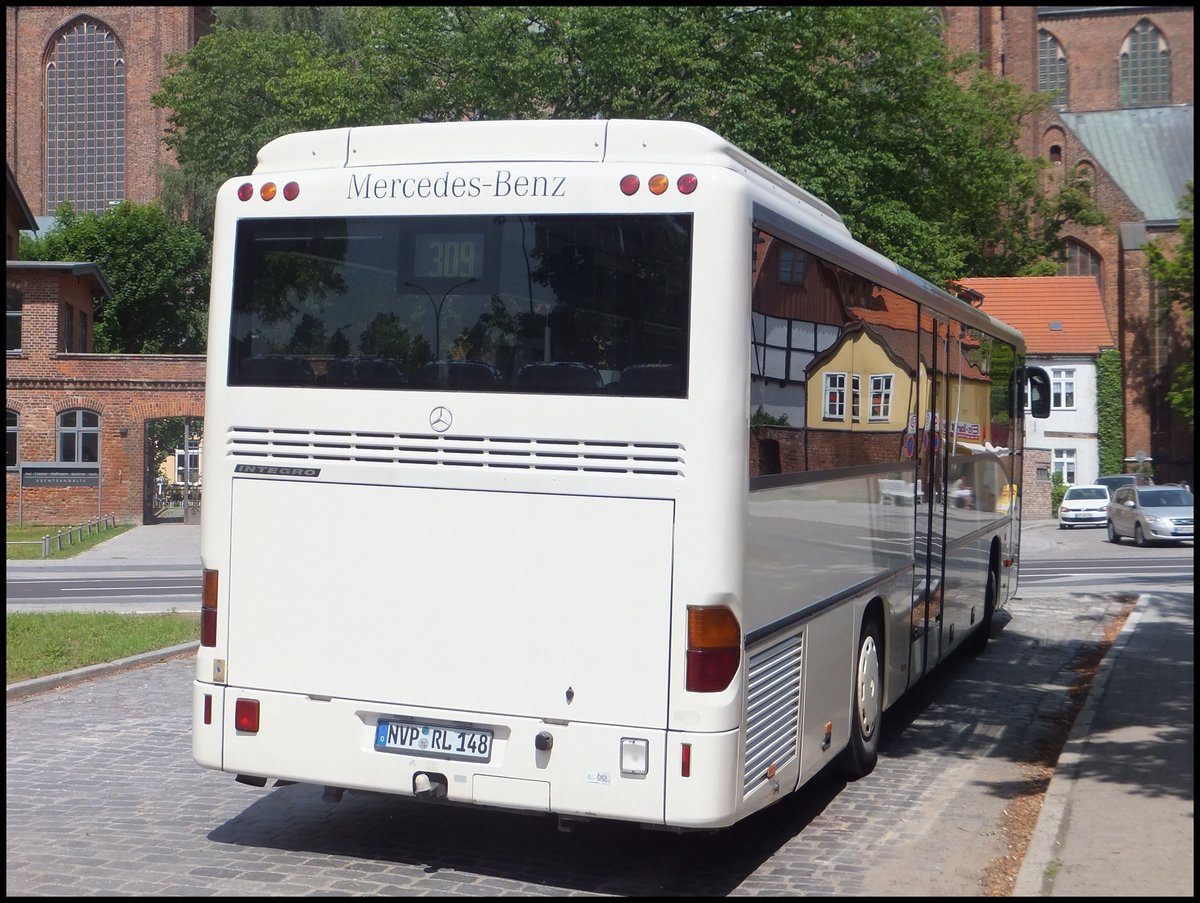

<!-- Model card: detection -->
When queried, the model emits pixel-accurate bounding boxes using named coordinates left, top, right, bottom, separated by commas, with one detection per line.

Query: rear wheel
left=1107, top=521, right=1121, bottom=543
left=966, top=568, right=997, bottom=654
left=841, top=614, right=883, bottom=779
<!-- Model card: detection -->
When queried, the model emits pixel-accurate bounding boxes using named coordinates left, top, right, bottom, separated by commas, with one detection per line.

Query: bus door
left=909, top=310, right=951, bottom=678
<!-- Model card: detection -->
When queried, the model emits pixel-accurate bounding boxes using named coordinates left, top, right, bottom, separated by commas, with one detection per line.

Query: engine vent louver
left=743, top=632, right=802, bottom=797
left=227, top=427, right=685, bottom=477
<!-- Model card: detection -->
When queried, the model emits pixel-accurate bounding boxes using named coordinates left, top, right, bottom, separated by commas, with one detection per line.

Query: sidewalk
left=6, top=521, right=201, bottom=581
left=6, top=522, right=1194, bottom=894
left=1014, top=590, right=1194, bottom=896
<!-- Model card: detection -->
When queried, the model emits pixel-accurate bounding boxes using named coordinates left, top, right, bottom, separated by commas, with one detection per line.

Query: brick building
left=942, top=5, right=1194, bottom=485
left=5, top=6, right=213, bottom=217
left=5, top=6, right=211, bottom=526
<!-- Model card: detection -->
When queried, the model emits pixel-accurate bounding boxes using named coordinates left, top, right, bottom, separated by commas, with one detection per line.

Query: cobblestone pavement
left=6, top=588, right=1127, bottom=897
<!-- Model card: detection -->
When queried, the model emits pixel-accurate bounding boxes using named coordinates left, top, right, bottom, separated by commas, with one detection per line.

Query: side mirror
left=1017, top=366, right=1051, bottom=419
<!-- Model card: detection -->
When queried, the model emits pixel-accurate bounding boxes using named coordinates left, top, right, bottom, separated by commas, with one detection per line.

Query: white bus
left=193, top=119, right=1050, bottom=830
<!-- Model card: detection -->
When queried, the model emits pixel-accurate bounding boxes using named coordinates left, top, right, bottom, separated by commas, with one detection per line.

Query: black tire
left=966, top=567, right=997, bottom=654
left=841, top=614, right=883, bottom=780
left=1134, top=524, right=1148, bottom=547
left=1107, top=521, right=1121, bottom=543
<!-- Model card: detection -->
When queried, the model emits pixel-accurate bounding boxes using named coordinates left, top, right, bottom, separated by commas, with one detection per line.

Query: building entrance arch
left=143, top=415, right=204, bottom=524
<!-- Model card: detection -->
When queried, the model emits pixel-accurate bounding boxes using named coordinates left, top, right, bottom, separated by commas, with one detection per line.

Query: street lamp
left=404, top=278, right=479, bottom=360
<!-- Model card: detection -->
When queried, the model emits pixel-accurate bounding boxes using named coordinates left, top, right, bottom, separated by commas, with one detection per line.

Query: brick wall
left=7, top=265, right=205, bottom=524
left=5, top=6, right=213, bottom=215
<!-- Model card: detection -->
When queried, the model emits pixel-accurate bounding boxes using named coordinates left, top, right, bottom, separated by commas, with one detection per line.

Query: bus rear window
left=228, top=214, right=692, bottom=397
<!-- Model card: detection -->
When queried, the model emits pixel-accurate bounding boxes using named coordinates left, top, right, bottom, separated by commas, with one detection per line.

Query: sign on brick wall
left=19, top=463, right=100, bottom=487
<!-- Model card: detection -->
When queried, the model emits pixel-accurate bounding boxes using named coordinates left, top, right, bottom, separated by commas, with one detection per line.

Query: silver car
left=1106, top=485, right=1195, bottom=546
left=1058, top=484, right=1110, bottom=528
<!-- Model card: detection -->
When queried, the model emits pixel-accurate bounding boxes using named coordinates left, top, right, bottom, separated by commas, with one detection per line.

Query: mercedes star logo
left=429, top=406, right=453, bottom=432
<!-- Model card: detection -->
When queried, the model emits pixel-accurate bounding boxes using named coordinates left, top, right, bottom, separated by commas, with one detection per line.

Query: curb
left=1012, top=593, right=1149, bottom=896
left=6, top=641, right=199, bottom=702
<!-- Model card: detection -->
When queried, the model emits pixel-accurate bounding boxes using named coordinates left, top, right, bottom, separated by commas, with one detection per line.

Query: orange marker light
left=686, top=606, right=741, bottom=692
left=260, top=182, right=277, bottom=201
left=648, top=174, right=669, bottom=195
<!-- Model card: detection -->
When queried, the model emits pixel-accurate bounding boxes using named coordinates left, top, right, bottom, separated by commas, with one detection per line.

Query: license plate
left=374, top=719, right=494, bottom=763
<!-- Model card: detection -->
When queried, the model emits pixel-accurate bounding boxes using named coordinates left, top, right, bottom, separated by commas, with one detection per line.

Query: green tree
left=154, top=6, right=1101, bottom=284
left=19, top=202, right=210, bottom=353
left=1145, top=182, right=1194, bottom=429
left=153, top=22, right=390, bottom=234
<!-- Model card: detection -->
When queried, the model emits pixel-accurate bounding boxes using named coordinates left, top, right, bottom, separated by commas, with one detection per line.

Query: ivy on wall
left=1096, top=348, right=1125, bottom=477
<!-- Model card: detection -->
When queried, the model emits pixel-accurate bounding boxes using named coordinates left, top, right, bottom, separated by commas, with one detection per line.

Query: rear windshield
left=1065, top=487, right=1107, bottom=500
left=228, top=214, right=692, bottom=397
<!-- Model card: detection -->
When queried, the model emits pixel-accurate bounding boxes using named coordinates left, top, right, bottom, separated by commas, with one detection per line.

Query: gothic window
left=45, top=18, right=126, bottom=214
left=1038, top=30, right=1068, bottom=108
left=1120, top=20, right=1170, bottom=106
left=1057, top=239, right=1102, bottom=293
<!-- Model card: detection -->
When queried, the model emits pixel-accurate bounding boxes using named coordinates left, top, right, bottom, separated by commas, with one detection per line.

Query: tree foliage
left=19, top=202, right=210, bottom=353
left=1096, top=347, right=1125, bottom=477
left=1145, top=182, right=1194, bottom=428
left=152, top=6, right=1100, bottom=286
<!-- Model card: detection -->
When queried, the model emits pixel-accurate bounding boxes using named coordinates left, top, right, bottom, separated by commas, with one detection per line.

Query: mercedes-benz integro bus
left=193, top=119, right=1050, bottom=830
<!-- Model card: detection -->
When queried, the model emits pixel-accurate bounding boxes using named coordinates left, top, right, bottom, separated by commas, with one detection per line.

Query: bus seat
left=515, top=362, right=605, bottom=393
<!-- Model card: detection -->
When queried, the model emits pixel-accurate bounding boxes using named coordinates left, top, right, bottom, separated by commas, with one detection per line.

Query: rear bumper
left=193, top=682, right=744, bottom=828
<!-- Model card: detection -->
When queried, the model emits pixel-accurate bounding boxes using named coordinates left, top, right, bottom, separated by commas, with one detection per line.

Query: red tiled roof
left=956, top=276, right=1115, bottom=354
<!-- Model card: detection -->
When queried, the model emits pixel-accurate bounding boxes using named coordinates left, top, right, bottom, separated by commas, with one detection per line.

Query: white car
left=1058, top=484, right=1110, bottom=529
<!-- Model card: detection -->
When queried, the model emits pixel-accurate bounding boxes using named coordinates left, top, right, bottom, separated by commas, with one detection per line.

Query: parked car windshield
left=1137, top=488, right=1194, bottom=507
left=1065, top=487, right=1107, bottom=500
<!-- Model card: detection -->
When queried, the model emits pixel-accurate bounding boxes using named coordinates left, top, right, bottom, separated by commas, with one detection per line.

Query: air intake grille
left=743, top=632, right=802, bottom=797
left=227, top=427, right=685, bottom=477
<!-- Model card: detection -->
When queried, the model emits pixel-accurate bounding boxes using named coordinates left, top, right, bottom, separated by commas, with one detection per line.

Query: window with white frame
left=868, top=374, right=893, bottom=421
left=57, top=409, right=99, bottom=463
left=1051, top=368, right=1076, bottom=409
left=823, top=372, right=847, bottom=420
left=1053, top=448, right=1077, bottom=485
left=6, top=287, right=20, bottom=352
left=6, top=410, right=17, bottom=469
left=752, top=314, right=838, bottom=384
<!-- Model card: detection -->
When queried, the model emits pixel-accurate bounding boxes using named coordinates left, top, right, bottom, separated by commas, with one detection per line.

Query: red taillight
left=686, top=606, right=741, bottom=692
left=620, top=174, right=641, bottom=195
left=283, top=181, right=300, bottom=201
left=234, top=698, right=260, bottom=733
left=236, top=182, right=254, bottom=202
left=203, top=694, right=213, bottom=725
left=677, top=173, right=698, bottom=194
left=681, top=742, right=692, bottom=777
left=260, top=181, right=277, bottom=201
left=201, top=568, right=218, bottom=647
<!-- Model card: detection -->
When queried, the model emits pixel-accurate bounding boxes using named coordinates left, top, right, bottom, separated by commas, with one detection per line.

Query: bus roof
left=254, top=119, right=848, bottom=230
